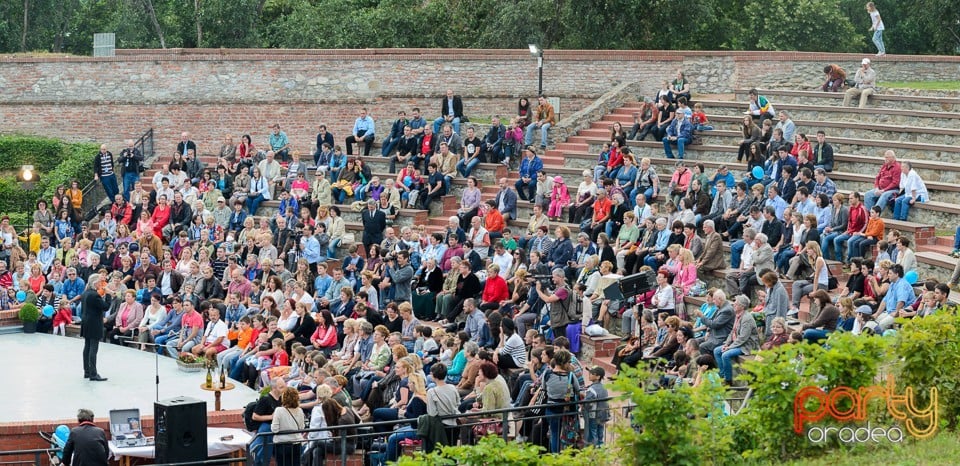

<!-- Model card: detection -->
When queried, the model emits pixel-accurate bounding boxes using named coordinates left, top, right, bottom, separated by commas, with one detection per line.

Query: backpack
left=243, top=400, right=259, bottom=432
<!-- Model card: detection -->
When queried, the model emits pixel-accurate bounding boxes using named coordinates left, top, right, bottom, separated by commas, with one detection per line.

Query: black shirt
left=464, top=137, right=482, bottom=159
left=254, top=393, right=281, bottom=428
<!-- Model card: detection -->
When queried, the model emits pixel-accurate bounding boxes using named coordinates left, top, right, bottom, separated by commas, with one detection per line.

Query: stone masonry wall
left=1, top=48, right=958, bottom=151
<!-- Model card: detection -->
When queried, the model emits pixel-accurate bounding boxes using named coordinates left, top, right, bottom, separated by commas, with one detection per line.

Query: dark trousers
left=83, top=337, right=100, bottom=377
left=346, top=135, right=374, bottom=156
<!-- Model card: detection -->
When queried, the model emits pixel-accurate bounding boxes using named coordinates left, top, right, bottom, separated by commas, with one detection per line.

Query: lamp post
left=18, top=165, right=38, bottom=190
left=529, top=44, right=543, bottom=96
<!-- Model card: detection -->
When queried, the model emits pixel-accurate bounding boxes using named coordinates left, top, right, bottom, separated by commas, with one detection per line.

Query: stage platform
left=0, top=333, right=258, bottom=423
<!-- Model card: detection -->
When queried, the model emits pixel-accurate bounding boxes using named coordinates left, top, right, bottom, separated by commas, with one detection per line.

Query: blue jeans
left=662, top=136, right=691, bottom=159
left=101, top=174, right=119, bottom=202
left=955, top=226, right=960, bottom=250
left=893, top=196, right=923, bottom=221
left=775, top=247, right=797, bottom=273
left=803, top=328, right=830, bottom=343
left=328, top=237, right=341, bottom=259
left=847, top=236, right=876, bottom=261
left=525, top=123, right=551, bottom=147
left=381, top=135, right=401, bottom=157
left=864, top=189, right=897, bottom=213
left=385, top=426, right=417, bottom=462
left=250, top=422, right=274, bottom=466
left=730, top=240, right=746, bottom=269
left=546, top=406, right=565, bottom=453
left=586, top=419, right=605, bottom=447
left=630, top=186, right=655, bottom=204
left=433, top=117, right=460, bottom=134
left=457, top=158, right=480, bottom=177
left=154, top=333, right=173, bottom=354
left=832, top=233, right=853, bottom=263
left=246, top=193, right=265, bottom=215
left=873, top=29, right=885, bottom=54
left=122, top=172, right=139, bottom=201
left=371, top=407, right=399, bottom=433
left=714, top=346, right=744, bottom=382
left=821, top=232, right=841, bottom=261
left=515, top=178, right=536, bottom=200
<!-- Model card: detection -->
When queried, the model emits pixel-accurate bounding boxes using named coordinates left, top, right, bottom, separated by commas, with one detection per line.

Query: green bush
left=394, top=435, right=610, bottom=466
left=18, top=303, right=39, bottom=323
left=611, top=365, right=737, bottom=466
left=894, top=311, right=960, bottom=431
left=734, top=332, right=890, bottom=461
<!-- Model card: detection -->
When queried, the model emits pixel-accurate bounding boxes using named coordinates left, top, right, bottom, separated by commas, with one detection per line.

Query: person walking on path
left=867, top=2, right=885, bottom=56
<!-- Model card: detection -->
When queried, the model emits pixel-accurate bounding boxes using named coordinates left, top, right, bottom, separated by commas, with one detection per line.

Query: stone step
left=915, top=251, right=957, bottom=284
left=614, top=100, right=960, bottom=130
left=732, top=89, right=960, bottom=114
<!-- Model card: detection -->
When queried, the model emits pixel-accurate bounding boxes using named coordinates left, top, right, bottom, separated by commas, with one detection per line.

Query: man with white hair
left=714, top=294, right=760, bottom=385
left=697, top=219, right=725, bottom=274
left=445, top=215, right=466, bottom=245
left=738, top=233, right=775, bottom=299
left=696, top=289, right=733, bottom=355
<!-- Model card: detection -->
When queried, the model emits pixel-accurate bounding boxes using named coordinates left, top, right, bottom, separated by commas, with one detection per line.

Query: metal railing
left=243, top=395, right=615, bottom=466
left=79, top=127, right=156, bottom=217
left=0, top=447, right=59, bottom=466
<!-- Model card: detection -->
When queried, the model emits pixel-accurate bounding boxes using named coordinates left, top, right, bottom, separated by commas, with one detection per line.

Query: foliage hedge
left=0, top=135, right=97, bottom=224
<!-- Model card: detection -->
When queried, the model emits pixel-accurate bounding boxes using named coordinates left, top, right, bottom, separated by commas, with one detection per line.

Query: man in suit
left=80, top=275, right=110, bottom=381
left=433, top=89, right=464, bottom=134
left=493, top=178, right=518, bottom=221
left=62, top=408, right=109, bottom=466
left=361, top=199, right=387, bottom=255
left=697, top=220, right=725, bottom=274
left=696, top=290, right=734, bottom=355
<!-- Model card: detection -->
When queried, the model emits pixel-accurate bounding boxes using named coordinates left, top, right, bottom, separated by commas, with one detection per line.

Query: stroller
left=39, top=425, right=71, bottom=465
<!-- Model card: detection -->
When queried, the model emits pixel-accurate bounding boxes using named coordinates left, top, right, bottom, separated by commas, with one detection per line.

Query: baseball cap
left=861, top=58, right=871, bottom=65
left=589, top=366, right=606, bottom=378
left=856, top=305, right=874, bottom=315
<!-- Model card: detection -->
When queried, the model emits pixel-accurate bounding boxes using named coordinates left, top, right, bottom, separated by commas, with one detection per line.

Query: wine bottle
left=205, top=366, right=213, bottom=389
left=219, top=365, right=227, bottom=388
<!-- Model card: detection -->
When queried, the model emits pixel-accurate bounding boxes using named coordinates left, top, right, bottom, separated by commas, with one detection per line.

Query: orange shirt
left=229, top=326, right=255, bottom=349
left=593, top=197, right=612, bottom=222
left=864, top=217, right=885, bottom=239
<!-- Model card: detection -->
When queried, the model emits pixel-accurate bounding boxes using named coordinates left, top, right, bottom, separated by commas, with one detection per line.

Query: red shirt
left=606, top=147, right=624, bottom=170
left=181, top=310, right=204, bottom=330
left=593, top=197, right=613, bottom=222
left=484, top=209, right=504, bottom=233
left=875, top=162, right=902, bottom=192
left=271, top=350, right=289, bottom=367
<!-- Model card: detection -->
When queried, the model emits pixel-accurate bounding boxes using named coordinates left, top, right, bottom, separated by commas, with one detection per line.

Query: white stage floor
left=0, top=333, right=258, bottom=423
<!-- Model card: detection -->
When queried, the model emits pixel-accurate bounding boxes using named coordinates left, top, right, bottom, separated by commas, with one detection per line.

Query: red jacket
left=875, top=162, right=902, bottom=192
left=112, top=202, right=134, bottom=226
left=846, top=204, right=868, bottom=234
left=482, top=275, right=509, bottom=304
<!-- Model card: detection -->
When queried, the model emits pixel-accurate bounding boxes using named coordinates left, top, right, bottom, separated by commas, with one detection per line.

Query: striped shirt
left=499, top=333, right=527, bottom=367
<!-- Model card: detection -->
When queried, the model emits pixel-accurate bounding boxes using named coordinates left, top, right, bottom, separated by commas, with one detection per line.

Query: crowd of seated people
left=6, top=76, right=955, bottom=462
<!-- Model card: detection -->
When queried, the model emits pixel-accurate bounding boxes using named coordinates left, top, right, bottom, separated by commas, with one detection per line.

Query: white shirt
left=900, top=170, right=929, bottom=201
left=203, top=319, right=229, bottom=346
left=491, top=252, right=513, bottom=279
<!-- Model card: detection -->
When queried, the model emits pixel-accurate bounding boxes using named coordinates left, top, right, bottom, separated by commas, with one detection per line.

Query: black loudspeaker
left=618, top=270, right=657, bottom=299
left=155, top=396, right=208, bottom=464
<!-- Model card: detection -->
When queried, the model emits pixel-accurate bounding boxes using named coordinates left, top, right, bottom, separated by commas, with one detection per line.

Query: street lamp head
left=528, top=44, right=542, bottom=57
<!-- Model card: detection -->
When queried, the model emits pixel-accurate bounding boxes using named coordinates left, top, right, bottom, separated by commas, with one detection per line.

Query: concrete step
left=732, top=88, right=960, bottom=114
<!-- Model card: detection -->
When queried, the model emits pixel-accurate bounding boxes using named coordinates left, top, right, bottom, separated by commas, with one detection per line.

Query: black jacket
left=439, top=96, right=464, bottom=119
left=80, top=289, right=109, bottom=341
left=361, top=209, right=387, bottom=245
left=62, top=423, right=109, bottom=466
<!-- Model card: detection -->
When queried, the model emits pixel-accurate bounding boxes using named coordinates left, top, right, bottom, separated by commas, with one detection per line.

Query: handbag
left=471, top=419, right=503, bottom=438
left=528, top=387, right=547, bottom=416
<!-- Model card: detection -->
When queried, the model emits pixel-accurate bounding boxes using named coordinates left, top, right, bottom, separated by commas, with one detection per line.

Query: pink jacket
left=550, top=183, right=570, bottom=207
left=675, top=263, right=698, bottom=294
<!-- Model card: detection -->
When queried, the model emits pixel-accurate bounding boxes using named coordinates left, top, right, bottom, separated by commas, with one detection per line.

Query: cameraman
left=381, top=250, right=415, bottom=304
left=535, top=269, right=572, bottom=341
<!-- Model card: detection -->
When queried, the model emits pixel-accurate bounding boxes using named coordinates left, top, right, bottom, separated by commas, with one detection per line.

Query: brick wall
left=1, top=48, right=958, bottom=151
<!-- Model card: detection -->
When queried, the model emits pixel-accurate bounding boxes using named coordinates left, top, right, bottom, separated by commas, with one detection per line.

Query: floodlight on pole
left=528, top=44, right=543, bottom=96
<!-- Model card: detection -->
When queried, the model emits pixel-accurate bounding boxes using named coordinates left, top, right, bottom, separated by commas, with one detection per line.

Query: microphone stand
left=118, top=336, right=164, bottom=402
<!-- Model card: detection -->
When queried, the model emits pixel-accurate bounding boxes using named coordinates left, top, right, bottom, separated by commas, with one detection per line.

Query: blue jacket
left=666, top=118, right=694, bottom=141
left=548, top=238, right=574, bottom=267
left=229, top=210, right=247, bottom=232
left=152, top=309, right=184, bottom=336
left=519, top=156, right=543, bottom=180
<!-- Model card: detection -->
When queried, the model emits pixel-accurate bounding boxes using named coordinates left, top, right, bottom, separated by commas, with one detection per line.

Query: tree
left=739, top=0, right=864, bottom=52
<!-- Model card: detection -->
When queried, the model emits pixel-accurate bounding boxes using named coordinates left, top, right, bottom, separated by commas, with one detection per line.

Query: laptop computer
left=109, top=409, right=150, bottom=448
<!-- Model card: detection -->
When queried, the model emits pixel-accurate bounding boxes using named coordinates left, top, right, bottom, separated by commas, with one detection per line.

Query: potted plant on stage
left=19, top=303, right=39, bottom=334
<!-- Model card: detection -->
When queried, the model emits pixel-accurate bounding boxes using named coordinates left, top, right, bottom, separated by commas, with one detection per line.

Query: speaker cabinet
left=155, top=396, right=208, bottom=464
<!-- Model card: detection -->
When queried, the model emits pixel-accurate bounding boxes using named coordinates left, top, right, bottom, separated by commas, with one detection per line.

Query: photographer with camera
left=380, top=250, right=415, bottom=304
left=535, top=269, right=572, bottom=342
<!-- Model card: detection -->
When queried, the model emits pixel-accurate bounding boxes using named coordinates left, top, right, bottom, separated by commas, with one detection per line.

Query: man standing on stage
left=62, top=408, right=109, bottom=466
left=80, top=275, right=110, bottom=381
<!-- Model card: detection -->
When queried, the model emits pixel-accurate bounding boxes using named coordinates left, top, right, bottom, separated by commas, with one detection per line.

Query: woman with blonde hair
left=674, top=248, right=697, bottom=294
left=790, top=242, right=829, bottom=317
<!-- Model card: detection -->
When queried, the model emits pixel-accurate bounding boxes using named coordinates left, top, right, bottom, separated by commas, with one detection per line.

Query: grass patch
left=880, top=81, right=960, bottom=90
left=773, top=431, right=960, bottom=466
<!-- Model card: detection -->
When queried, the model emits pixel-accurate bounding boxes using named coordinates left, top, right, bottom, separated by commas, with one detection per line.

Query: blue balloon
left=42, top=305, right=55, bottom=318
left=751, top=166, right=764, bottom=180
left=15, top=291, right=26, bottom=303
left=904, top=270, right=919, bottom=285
left=883, top=329, right=898, bottom=338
